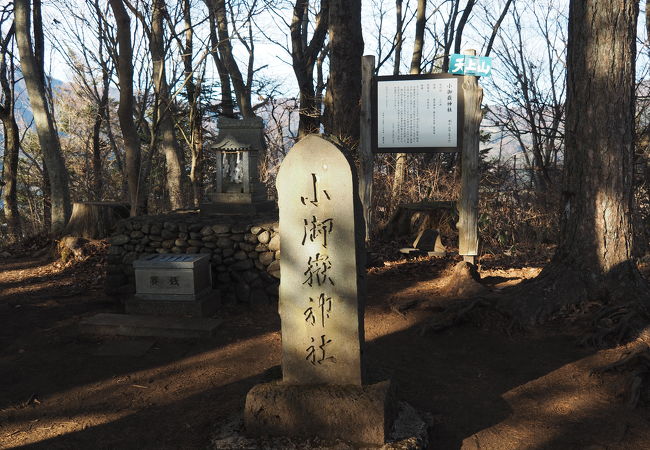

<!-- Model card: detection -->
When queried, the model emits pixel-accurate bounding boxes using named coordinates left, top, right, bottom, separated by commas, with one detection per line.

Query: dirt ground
left=1, top=248, right=650, bottom=449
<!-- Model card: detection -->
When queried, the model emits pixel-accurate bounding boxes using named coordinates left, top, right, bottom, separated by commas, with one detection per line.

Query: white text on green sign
left=448, top=54, right=492, bottom=76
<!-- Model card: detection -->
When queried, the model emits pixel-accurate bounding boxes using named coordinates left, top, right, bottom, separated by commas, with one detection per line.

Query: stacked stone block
left=106, top=213, right=280, bottom=305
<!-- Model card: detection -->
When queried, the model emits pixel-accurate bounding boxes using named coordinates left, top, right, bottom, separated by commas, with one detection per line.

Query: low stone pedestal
left=80, top=313, right=222, bottom=338
left=244, top=380, right=395, bottom=446
left=125, top=290, right=218, bottom=317
left=130, top=254, right=218, bottom=317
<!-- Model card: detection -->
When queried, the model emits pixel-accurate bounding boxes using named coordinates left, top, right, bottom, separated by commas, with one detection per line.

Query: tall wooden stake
left=359, top=55, right=375, bottom=242
left=457, top=49, right=482, bottom=265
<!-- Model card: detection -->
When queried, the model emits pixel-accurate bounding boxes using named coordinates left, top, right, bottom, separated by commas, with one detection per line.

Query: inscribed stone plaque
left=277, top=135, right=365, bottom=385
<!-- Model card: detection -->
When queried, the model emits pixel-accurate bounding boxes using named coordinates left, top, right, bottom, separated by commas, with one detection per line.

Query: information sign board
left=372, top=74, right=463, bottom=153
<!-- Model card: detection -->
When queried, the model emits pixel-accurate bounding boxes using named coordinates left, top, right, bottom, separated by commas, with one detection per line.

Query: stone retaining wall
left=106, top=212, right=280, bottom=305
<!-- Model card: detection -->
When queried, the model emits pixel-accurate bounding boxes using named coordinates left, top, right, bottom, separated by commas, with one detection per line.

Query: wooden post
left=457, top=49, right=483, bottom=265
left=359, top=55, right=375, bottom=242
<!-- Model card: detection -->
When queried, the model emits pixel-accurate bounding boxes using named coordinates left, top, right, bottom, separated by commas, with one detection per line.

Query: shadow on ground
left=1, top=255, right=649, bottom=449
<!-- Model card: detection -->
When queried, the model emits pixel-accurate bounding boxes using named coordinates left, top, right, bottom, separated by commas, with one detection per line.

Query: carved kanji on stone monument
left=277, top=135, right=365, bottom=385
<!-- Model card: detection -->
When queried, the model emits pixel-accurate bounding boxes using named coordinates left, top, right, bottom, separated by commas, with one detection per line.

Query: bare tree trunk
left=393, top=0, right=403, bottom=76
left=391, top=153, right=407, bottom=201
left=315, top=44, right=328, bottom=116
left=209, top=0, right=254, bottom=117
left=409, top=0, right=426, bottom=74
left=484, top=0, right=513, bottom=57
left=14, top=0, right=71, bottom=235
left=91, top=88, right=107, bottom=200
left=557, top=0, right=638, bottom=274
left=1, top=119, right=21, bottom=240
left=442, top=0, right=461, bottom=72
left=182, top=0, right=204, bottom=207
left=392, top=0, right=426, bottom=202
left=63, top=202, right=129, bottom=239
left=90, top=1, right=112, bottom=202
left=151, top=0, right=185, bottom=210
left=291, top=0, right=329, bottom=137
left=109, top=0, right=145, bottom=216
left=647, top=0, right=650, bottom=46
left=323, top=0, right=363, bottom=145
left=42, top=158, right=51, bottom=231
left=501, top=0, right=648, bottom=324
left=453, top=0, right=476, bottom=54
left=207, top=10, right=234, bottom=117
left=0, top=24, right=21, bottom=240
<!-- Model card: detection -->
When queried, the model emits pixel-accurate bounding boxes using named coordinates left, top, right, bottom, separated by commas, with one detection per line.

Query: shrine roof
left=209, top=136, right=252, bottom=151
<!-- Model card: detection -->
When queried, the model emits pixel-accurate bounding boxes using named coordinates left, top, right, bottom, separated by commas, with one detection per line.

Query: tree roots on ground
left=583, top=305, right=650, bottom=348
left=591, top=327, right=650, bottom=408
left=419, top=298, right=493, bottom=335
left=419, top=295, right=522, bottom=337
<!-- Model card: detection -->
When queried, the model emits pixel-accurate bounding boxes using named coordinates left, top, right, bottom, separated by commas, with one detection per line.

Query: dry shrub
left=633, top=170, right=649, bottom=258
left=478, top=161, right=561, bottom=254
left=372, top=153, right=459, bottom=227
left=0, top=231, right=51, bottom=257
left=369, top=151, right=562, bottom=255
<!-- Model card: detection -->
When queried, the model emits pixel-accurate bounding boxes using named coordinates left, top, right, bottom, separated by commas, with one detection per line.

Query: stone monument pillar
left=244, top=135, right=394, bottom=446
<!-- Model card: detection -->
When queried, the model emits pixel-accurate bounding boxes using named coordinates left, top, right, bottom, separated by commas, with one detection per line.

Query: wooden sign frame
left=371, top=73, right=464, bottom=153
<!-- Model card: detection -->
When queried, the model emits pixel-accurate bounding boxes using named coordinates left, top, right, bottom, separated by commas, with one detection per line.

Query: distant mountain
left=10, top=70, right=65, bottom=128
left=1, top=71, right=65, bottom=210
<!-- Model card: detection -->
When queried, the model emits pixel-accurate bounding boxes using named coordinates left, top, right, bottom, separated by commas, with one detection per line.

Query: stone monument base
left=79, top=313, right=222, bottom=338
left=125, top=289, right=219, bottom=317
left=244, top=380, right=395, bottom=446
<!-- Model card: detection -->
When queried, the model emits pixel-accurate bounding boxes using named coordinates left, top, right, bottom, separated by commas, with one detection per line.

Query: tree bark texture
left=453, top=0, right=476, bottom=54
left=151, top=0, right=185, bottom=210
left=291, top=0, right=329, bottom=137
left=0, top=25, right=21, bottom=240
left=557, top=0, right=638, bottom=275
left=500, top=0, right=647, bottom=325
left=323, top=0, right=363, bottom=145
left=42, top=158, right=51, bottom=230
left=1, top=118, right=21, bottom=240
left=207, top=7, right=235, bottom=117
left=391, top=153, right=407, bottom=202
left=441, top=0, right=461, bottom=72
left=182, top=0, right=204, bottom=207
left=409, top=0, right=426, bottom=74
left=392, top=0, right=426, bottom=203
left=393, top=0, right=403, bottom=76
left=209, top=0, right=254, bottom=117
left=109, top=0, right=145, bottom=216
left=14, top=0, right=71, bottom=235
left=91, top=86, right=108, bottom=201
left=63, top=202, right=129, bottom=239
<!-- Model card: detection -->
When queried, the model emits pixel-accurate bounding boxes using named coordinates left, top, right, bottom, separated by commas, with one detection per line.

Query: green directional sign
left=448, top=54, right=492, bottom=76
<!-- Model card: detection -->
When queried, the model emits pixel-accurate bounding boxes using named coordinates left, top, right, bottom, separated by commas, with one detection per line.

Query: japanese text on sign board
left=377, top=78, right=458, bottom=149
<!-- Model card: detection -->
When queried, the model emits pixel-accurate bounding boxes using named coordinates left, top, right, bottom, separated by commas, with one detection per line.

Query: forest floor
left=1, top=244, right=650, bottom=449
